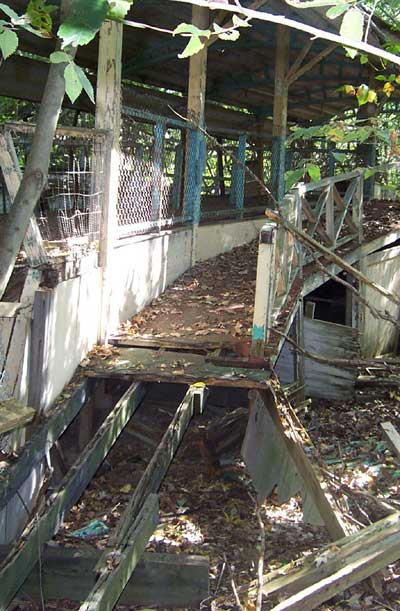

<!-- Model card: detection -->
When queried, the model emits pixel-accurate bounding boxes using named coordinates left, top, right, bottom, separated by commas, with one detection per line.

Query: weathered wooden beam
left=0, top=546, right=209, bottom=608
left=28, top=288, right=55, bottom=413
left=96, top=20, right=123, bottom=343
left=287, top=43, right=338, bottom=86
left=0, top=132, right=48, bottom=266
left=381, top=421, right=400, bottom=458
left=0, top=382, right=145, bottom=610
left=243, top=511, right=400, bottom=608
left=0, top=380, right=91, bottom=511
left=286, top=39, right=313, bottom=83
left=106, top=385, right=195, bottom=550
left=79, top=494, right=159, bottom=611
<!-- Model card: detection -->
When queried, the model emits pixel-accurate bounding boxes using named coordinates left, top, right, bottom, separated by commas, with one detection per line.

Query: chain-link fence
left=4, top=123, right=105, bottom=253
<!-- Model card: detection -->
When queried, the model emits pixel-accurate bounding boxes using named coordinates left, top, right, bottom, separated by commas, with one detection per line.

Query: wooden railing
left=251, top=171, right=364, bottom=356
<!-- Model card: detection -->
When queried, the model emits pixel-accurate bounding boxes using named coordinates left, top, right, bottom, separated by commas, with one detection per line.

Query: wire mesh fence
left=4, top=123, right=105, bottom=253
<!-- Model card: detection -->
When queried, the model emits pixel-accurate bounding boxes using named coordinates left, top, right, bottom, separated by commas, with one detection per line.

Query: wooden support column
left=184, top=5, right=209, bottom=265
left=272, top=25, right=290, bottom=202
left=251, top=222, right=277, bottom=358
left=95, top=20, right=123, bottom=344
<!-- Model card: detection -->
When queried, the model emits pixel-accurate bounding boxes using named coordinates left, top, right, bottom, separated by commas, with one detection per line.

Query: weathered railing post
left=354, top=171, right=364, bottom=244
left=235, top=134, right=246, bottom=219
left=251, top=222, right=277, bottom=358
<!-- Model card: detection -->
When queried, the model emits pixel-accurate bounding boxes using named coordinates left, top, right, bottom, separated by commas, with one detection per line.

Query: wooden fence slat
left=79, top=494, right=159, bottom=611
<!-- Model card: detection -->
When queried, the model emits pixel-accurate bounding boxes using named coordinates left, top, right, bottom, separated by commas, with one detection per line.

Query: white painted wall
left=195, top=218, right=264, bottom=262
left=109, top=228, right=192, bottom=330
left=360, top=245, right=400, bottom=357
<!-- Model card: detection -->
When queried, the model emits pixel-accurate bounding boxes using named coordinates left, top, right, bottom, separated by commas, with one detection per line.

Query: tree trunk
left=0, top=0, right=75, bottom=299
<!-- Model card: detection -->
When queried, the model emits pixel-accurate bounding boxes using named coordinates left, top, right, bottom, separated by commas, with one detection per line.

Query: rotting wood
left=242, top=511, right=400, bottom=608
left=381, top=421, right=400, bottom=459
left=28, top=288, right=55, bottom=413
left=0, top=132, right=48, bottom=266
left=265, top=209, right=400, bottom=307
left=105, top=385, right=195, bottom=553
left=0, top=399, right=35, bottom=434
left=0, top=382, right=145, bottom=610
left=0, top=379, right=92, bottom=510
left=0, top=545, right=209, bottom=608
left=79, top=494, right=159, bottom=611
left=243, top=385, right=351, bottom=540
left=85, top=346, right=270, bottom=389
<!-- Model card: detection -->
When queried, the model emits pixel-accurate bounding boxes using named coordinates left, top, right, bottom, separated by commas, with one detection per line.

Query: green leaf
left=26, top=0, right=57, bottom=35
left=364, top=167, right=378, bottom=179
left=64, top=62, right=82, bottom=103
left=285, top=168, right=305, bottom=191
left=75, top=63, right=95, bottom=103
left=333, top=152, right=347, bottom=163
left=178, top=35, right=204, bottom=59
left=50, top=50, right=71, bottom=63
left=326, top=3, right=349, bottom=19
left=359, top=53, right=368, bottom=64
left=0, top=3, right=19, bottom=21
left=58, top=0, right=109, bottom=47
left=107, top=0, right=133, bottom=20
left=356, top=83, right=369, bottom=106
left=306, top=164, right=321, bottom=181
left=232, top=14, right=250, bottom=28
left=214, top=24, right=240, bottom=41
left=340, top=7, right=364, bottom=59
left=0, top=26, right=18, bottom=59
left=173, top=23, right=210, bottom=38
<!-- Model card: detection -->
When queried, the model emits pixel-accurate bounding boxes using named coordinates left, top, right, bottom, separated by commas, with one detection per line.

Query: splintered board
left=0, top=399, right=35, bottom=434
left=86, top=347, right=271, bottom=389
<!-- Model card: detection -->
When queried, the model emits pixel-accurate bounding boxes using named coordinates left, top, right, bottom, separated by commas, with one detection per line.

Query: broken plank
left=381, top=421, right=400, bottom=458
left=0, top=382, right=146, bottom=610
left=0, top=379, right=92, bottom=510
left=1, top=546, right=209, bottom=607
left=0, top=399, right=35, bottom=434
left=105, top=385, right=195, bottom=552
left=79, top=494, right=159, bottom=611
left=86, top=346, right=270, bottom=389
left=110, top=334, right=230, bottom=353
left=269, top=512, right=400, bottom=611
left=243, top=511, right=400, bottom=606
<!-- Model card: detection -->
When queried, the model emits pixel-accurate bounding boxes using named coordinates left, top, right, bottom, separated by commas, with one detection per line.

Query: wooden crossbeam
left=287, top=43, right=338, bottom=86
left=243, top=511, right=400, bottom=610
left=0, top=132, right=48, bottom=266
left=381, top=421, right=400, bottom=458
left=0, top=546, right=209, bottom=608
left=332, top=183, right=358, bottom=235
left=105, top=385, right=196, bottom=552
left=301, top=196, right=333, bottom=247
left=79, top=494, right=159, bottom=611
left=0, top=382, right=145, bottom=610
left=0, top=380, right=92, bottom=510
left=286, top=39, right=313, bottom=83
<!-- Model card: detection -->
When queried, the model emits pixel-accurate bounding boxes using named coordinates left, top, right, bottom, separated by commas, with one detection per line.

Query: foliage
left=0, top=0, right=134, bottom=104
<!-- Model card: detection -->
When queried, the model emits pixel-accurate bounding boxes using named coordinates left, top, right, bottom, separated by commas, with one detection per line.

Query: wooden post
left=184, top=5, right=209, bottom=265
left=96, top=20, right=123, bottom=344
left=326, top=184, right=335, bottom=243
left=294, top=302, right=305, bottom=401
left=28, top=288, right=55, bottom=414
left=272, top=25, right=290, bottom=202
left=251, top=222, right=277, bottom=358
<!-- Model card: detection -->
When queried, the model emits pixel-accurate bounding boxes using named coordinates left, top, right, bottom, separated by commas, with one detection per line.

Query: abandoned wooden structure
left=0, top=1, right=400, bottom=609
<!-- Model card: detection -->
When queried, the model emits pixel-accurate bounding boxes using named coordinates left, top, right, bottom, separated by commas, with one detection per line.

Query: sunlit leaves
left=326, top=3, right=350, bottom=19
left=340, top=7, right=364, bottom=59
left=58, top=0, right=109, bottom=47
left=0, top=21, right=18, bottom=59
left=50, top=50, right=94, bottom=104
left=285, top=164, right=321, bottom=190
left=107, top=0, right=133, bottom=21
left=26, top=0, right=57, bottom=36
left=173, top=23, right=211, bottom=59
left=338, top=83, right=378, bottom=105
left=383, top=82, right=395, bottom=97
